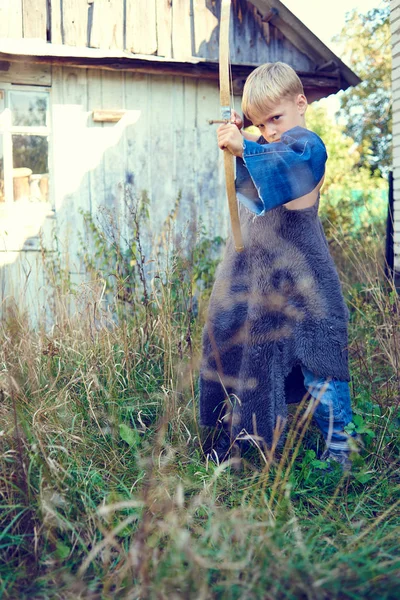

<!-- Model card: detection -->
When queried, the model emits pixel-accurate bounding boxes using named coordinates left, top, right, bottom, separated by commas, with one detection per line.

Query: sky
left=281, top=0, right=384, bottom=50
left=281, top=0, right=386, bottom=117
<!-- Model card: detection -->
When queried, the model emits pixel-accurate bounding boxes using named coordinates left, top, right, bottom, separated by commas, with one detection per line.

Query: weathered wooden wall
left=50, top=65, right=226, bottom=269
left=391, top=0, right=400, bottom=270
left=0, top=0, right=314, bottom=72
left=0, top=60, right=228, bottom=319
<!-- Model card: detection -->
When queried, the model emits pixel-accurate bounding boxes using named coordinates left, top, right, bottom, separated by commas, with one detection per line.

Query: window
left=0, top=134, right=4, bottom=203
left=0, top=87, right=51, bottom=204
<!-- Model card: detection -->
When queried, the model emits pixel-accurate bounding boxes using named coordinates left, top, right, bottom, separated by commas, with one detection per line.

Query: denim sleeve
left=235, top=126, right=327, bottom=215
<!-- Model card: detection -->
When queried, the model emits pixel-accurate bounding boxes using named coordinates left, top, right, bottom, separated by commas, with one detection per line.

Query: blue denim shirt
left=235, top=126, right=327, bottom=215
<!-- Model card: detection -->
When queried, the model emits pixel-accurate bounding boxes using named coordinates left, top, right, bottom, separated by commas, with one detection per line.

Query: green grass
left=1, top=229, right=399, bottom=599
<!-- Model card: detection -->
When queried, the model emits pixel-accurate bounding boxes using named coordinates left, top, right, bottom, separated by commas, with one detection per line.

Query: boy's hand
left=217, top=123, right=244, bottom=157
left=230, top=110, right=243, bottom=130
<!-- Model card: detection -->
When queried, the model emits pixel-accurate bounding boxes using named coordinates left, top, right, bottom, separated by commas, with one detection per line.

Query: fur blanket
left=199, top=200, right=350, bottom=446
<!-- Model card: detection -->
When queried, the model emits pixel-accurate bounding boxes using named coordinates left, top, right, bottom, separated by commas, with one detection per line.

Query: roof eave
left=246, top=0, right=361, bottom=88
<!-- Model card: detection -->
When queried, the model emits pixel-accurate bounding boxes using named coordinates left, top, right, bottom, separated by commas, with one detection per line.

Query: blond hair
left=242, top=62, right=304, bottom=120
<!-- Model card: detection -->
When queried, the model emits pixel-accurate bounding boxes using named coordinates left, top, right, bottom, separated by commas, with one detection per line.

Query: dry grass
left=0, top=210, right=399, bottom=599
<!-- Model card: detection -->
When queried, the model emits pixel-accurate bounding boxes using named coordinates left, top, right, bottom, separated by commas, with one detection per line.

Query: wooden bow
left=219, top=0, right=244, bottom=252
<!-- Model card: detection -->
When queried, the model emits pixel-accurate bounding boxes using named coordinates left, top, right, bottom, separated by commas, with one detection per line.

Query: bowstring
left=228, top=49, right=235, bottom=122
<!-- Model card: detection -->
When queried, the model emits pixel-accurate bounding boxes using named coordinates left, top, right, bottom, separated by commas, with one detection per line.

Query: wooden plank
left=391, top=61, right=400, bottom=79
left=92, top=109, right=126, bottom=122
left=90, top=0, right=124, bottom=50
left=0, top=60, right=51, bottom=86
left=393, top=174, right=400, bottom=186
left=124, top=71, right=152, bottom=209
left=192, top=0, right=218, bottom=58
left=86, top=68, right=105, bottom=213
left=172, top=0, right=193, bottom=60
left=231, top=3, right=267, bottom=66
left=393, top=97, right=400, bottom=114
left=100, top=70, right=126, bottom=212
left=1, top=51, right=340, bottom=91
left=393, top=202, right=400, bottom=222
left=0, top=252, right=50, bottom=325
left=22, top=0, right=47, bottom=39
left=51, top=0, right=63, bottom=43
left=156, top=0, right=173, bottom=58
left=151, top=75, right=181, bottom=233
left=391, top=29, right=400, bottom=46
left=0, top=0, right=23, bottom=37
left=391, top=48, right=400, bottom=62
left=392, top=145, right=400, bottom=162
left=126, top=0, right=157, bottom=55
left=62, top=0, right=89, bottom=47
left=392, top=140, right=400, bottom=153
left=391, top=19, right=400, bottom=37
left=393, top=178, right=400, bottom=191
left=52, top=66, right=90, bottom=272
left=390, top=14, right=400, bottom=35
left=196, top=78, right=230, bottom=238
left=392, top=120, right=400, bottom=137
left=174, top=77, right=200, bottom=240
left=392, top=109, right=400, bottom=125
left=391, top=2, right=400, bottom=19
left=248, top=0, right=322, bottom=63
left=391, top=0, right=400, bottom=13
left=392, top=77, right=400, bottom=94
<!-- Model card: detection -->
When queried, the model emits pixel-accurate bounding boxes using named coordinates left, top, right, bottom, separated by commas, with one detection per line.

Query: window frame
left=0, top=83, right=52, bottom=207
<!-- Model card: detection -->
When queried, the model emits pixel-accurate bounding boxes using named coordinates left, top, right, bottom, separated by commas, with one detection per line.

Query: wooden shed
left=0, top=0, right=360, bottom=319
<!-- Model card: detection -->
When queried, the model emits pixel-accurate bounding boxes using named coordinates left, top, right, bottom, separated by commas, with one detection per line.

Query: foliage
left=334, top=1, right=391, bottom=175
left=12, top=135, right=48, bottom=175
left=0, top=213, right=399, bottom=599
left=306, top=102, right=387, bottom=258
left=78, top=189, right=224, bottom=318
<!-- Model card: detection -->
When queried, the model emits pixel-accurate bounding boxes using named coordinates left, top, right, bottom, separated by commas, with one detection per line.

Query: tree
left=307, top=103, right=387, bottom=243
left=335, top=1, right=391, bottom=175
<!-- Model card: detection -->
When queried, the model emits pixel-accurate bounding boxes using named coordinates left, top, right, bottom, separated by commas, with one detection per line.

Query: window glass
left=10, top=91, right=48, bottom=127
left=0, top=135, right=4, bottom=202
left=12, top=135, right=49, bottom=202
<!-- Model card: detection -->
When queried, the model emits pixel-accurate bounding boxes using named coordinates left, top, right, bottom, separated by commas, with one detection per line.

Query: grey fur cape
left=199, top=198, right=350, bottom=446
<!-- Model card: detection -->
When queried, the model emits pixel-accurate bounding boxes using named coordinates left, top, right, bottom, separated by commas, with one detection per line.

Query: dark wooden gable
left=194, top=1, right=314, bottom=71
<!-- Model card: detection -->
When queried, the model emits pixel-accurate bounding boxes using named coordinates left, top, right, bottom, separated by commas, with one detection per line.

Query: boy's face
left=250, top=94, right=307, bottom=143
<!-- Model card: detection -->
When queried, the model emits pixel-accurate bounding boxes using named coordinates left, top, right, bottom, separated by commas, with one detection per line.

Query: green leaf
left=355, top=472, right=373, bottom=484
left=119, top=424, right=139, bottom=448
left=353, top=415, right=364, bottom=427
left=345, top=422, right=356, bottom=434
left=304, top=449, right=316, bottom=461
left=311, top=459, right=331, bottom=470
left=363, top=429, right=376, bottom=438
left=55, top=542, right=70, bottom=560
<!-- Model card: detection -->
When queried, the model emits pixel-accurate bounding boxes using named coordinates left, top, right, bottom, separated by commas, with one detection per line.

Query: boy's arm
left=235, top=127, right=327, bottom=215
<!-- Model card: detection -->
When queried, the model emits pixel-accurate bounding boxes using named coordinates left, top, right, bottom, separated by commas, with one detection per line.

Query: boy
left=199, top=62, right=355, bottom=469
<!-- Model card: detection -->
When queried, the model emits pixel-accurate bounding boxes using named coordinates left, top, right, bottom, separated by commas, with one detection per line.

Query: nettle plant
left=78, top=188, right=224, bottom=319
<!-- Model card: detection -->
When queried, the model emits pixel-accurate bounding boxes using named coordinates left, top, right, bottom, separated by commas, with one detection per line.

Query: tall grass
left=0, top=197, right=399, bottom=599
